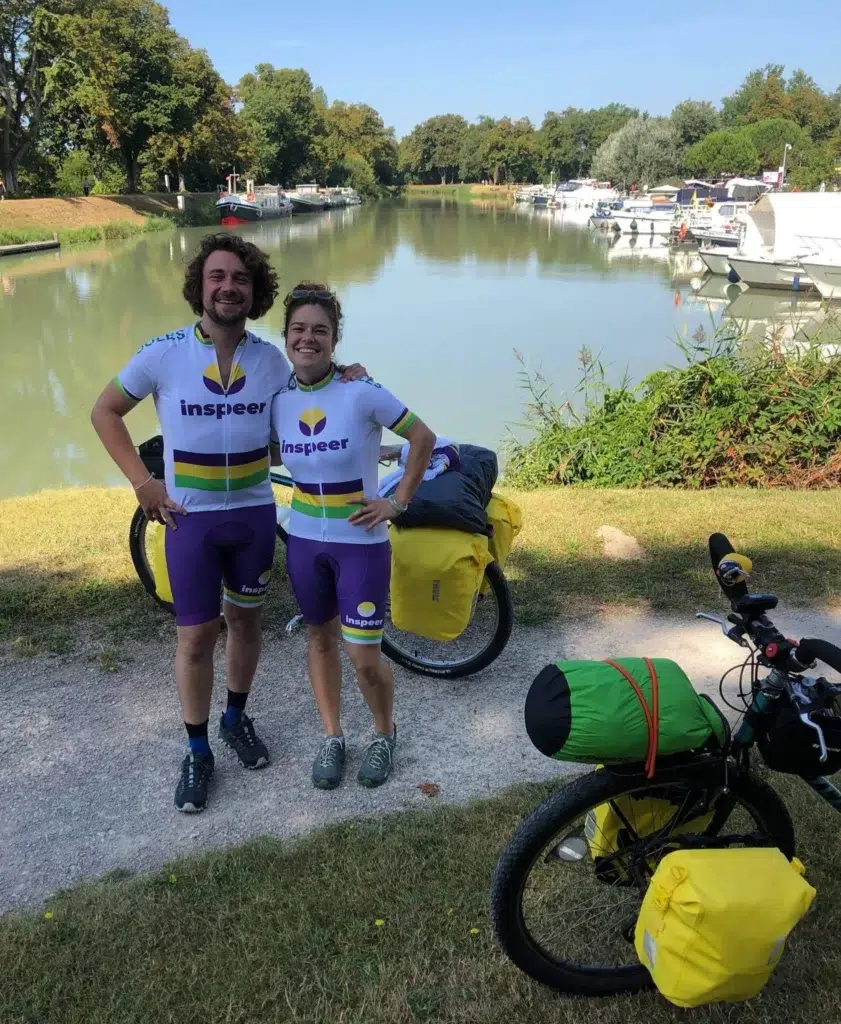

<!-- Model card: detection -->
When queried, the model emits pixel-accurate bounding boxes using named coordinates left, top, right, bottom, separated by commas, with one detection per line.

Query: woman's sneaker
left=218, top=712, right=270, bottom=769
left=174, top=751, right=215, bottom=813
left=312, top=736, right=346, bottom=789
left=358, top=726, right=397, bottom=788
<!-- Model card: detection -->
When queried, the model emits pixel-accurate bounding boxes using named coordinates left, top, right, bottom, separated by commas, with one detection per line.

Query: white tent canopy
left=742, top=193, right=841, bottom=256
left=651, top=184, right=679, bottom=194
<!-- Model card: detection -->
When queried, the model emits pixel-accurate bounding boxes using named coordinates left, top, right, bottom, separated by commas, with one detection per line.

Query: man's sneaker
left=174, top=751, right=214, bottom=813
left=218, top=712, right=270, bottom=769
left=357, top=725, right=397, bottom=788
left=312, top=736, right=346, bottom=790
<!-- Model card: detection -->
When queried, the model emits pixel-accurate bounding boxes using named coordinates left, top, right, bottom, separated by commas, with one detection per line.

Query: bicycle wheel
left=129, top=506, right=174, bottom=613
left=490, top=762, right=794, bottom=996
left=381, top=561, right=513, bottom=678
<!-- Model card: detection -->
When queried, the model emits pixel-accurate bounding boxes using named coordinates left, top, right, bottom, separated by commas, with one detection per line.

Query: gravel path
left=2, top=606, right=840, bottom=915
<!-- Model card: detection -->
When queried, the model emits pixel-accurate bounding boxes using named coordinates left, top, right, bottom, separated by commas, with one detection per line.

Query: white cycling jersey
left=270, top=366, right=416, bottom=545
left=116, top=323, right=290, bottom=511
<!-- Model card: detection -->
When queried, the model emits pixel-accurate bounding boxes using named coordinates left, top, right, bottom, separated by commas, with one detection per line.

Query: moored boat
left=698, top=245, right=737, bottom=276
left=216, top=193, right=262, bottom=225
left=727, top=254, right=815, bottom=291
left=798, top=257, right=841, bottom=300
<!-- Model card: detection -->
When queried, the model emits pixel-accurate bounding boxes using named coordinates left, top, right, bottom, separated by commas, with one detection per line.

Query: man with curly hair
left=91, top=234, right=363, bottom=812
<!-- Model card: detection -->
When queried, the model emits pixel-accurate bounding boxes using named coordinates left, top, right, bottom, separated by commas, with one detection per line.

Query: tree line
left=2, top=0, right=399, bottom=197
left=400, top=67, right=841, bottom=191
left=3, top=1, right=839, bottom=200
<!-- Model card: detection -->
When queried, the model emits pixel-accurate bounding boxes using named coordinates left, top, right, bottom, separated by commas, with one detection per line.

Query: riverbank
left=2, top=486, right=840, bottom=655
left=405, top=183, right=514, bottom=201
left=0, top=193, right=217, bottom=246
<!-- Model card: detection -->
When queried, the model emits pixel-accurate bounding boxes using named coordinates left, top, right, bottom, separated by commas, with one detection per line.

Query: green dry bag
left=524, top=658, right=726, bottom=767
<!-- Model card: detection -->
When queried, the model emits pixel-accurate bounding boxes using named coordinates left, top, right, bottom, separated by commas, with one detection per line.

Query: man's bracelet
left=133, top=473, right=154, bottom=491
left=387, top=494, right=408, bottom=516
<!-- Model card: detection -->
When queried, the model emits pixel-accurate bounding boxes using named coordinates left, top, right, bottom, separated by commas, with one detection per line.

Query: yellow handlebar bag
left=389, top=526, right=492, bottom=641
left=635, top=847, right=815, bottom=1007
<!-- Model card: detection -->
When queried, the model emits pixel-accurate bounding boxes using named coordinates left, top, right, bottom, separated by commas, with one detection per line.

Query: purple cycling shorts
left=165, top=504, right=277, bottom=626
left=286, top=536, right=390, bottom=645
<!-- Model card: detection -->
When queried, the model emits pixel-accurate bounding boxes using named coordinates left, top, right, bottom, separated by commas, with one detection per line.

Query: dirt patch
left=3, top=605, right=840, bottom=913
left=0, top=194, right=213, bottom=231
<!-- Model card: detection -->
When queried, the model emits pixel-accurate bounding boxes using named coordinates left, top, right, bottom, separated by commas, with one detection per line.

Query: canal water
left=0, top=199, right=822, bottom=499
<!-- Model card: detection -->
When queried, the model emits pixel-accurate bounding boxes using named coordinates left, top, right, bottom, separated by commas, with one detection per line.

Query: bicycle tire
left=381, top=560, right=514, bottom=679
left=129, top=506, right=174, bottom=613
left=490, top=762, right=794, bottom=997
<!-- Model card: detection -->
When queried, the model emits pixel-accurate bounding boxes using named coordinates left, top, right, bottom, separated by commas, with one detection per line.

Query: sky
left=167, top=0, right=840, bottom=138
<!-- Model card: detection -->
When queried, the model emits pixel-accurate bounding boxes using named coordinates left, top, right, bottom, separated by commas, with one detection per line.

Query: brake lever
left=696, top=612, right=750, bottom=648
left=799, top=712, right=829, bottom=763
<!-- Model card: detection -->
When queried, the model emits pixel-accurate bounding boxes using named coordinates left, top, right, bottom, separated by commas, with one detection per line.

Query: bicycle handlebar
left=796, top=638, right=841, bottom=676
left=706, top=533, right=841, bottom=677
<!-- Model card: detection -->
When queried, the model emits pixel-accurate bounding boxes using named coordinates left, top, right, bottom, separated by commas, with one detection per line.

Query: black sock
left=185, top=719, right=210, bottom=756
left=224, top=689, right=248, bottom=726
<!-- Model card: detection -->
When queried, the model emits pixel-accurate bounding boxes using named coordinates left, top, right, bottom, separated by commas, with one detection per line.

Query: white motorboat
left=677, top=200, right=751, bottom=245
left=727, top=254, right=815, bottom=291
left=798, top=258, right=841, bottom=300
left=612, top=205, right=677, bottom=235
left=698, top=245, right=737, bottom=276
left=554, top=179, right=618, bottom=209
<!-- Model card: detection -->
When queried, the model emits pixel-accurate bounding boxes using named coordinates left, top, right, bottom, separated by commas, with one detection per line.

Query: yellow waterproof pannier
left=486, top=492, right=522, bottom=568
left=389, top=526, right=493, bottom=641
left=585, top=788, right=713, bottom=885
left=150, top=521, right=174, bottom=604
left=635, top=847, right=815, bottom=1007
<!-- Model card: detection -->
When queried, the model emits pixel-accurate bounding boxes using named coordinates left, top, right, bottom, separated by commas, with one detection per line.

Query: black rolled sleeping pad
left=384, top=443, right=498, bottom=535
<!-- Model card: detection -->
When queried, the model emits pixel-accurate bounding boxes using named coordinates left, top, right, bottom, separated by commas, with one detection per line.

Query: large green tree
left=52, top=0, right=187, bottom=192
left=399, top=114, right=468, bottom=184
left=144, top=44, right=243, bottom=192
left=457, top=116, right=496, bottom=182
left=0, top=1, right=77, bottom=193
left=743, top=118, right=809, bottom=171
left=670, top=99, right=720, bottom=149
left=482, top=117, right=537, bottom=183
left=316, top=100, right=397, bottom=188
left=684, top=129, right=760, bottom=177
left=538, top=104, right=637, bottom=181
left=591, top=117, right=682, bottom=189
left=721, top=65, right=840, bottom=143
left=237, top=65, right=322, bottom=184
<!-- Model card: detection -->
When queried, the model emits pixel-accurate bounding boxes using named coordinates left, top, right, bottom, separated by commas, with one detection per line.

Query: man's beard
left=204, top=294, right=248, bottom=327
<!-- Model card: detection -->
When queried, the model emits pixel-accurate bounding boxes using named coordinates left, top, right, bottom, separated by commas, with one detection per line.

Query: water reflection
left=1, top=199, right=836, bottom=498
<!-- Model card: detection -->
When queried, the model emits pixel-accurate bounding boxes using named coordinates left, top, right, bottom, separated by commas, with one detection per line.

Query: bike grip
left=797, top=637, right=841, bottom=675
left=708, top=532, right=748, bottom=600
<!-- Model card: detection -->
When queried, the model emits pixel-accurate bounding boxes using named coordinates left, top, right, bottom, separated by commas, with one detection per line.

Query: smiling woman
left=271, top=281, right=436, bottom=791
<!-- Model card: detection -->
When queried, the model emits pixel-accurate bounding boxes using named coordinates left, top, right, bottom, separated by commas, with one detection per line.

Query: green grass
left=0, top=208, right=216, bottom=248
left=2, top=486, right=841, bottom=652
left=2, top=774, right=841, bottom=1023
left=0, top=216, right=177, bottom=248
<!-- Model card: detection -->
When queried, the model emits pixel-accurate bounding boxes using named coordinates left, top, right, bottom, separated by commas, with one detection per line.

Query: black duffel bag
left=385, top=443, right=498, bottom=536
left=758, top=702, right=841, bottom=777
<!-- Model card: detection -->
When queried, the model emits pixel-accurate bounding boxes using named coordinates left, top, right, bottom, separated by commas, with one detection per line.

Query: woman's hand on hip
left=348, top=497, right=396, bottom=530
left=135, top=477, right=186, bottom=529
